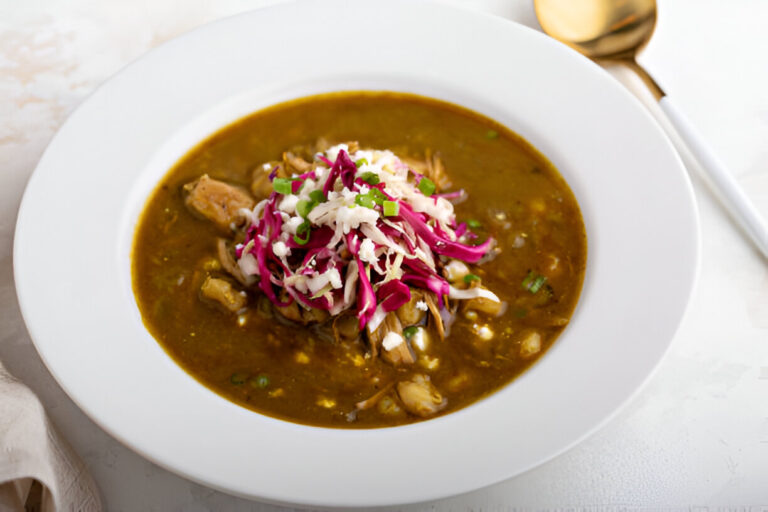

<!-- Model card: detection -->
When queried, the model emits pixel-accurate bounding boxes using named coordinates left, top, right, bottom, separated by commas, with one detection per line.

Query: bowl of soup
left=14, top=0, right=698, bottom=506
left=132, top=91, right=587, bottom=428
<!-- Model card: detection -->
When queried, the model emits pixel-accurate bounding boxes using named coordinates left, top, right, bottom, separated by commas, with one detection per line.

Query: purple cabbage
left=285, top=226, right=334, bottom=249
left=377, top=279, right=411, bottom=312
left=398, top=204, right=493, bottom=263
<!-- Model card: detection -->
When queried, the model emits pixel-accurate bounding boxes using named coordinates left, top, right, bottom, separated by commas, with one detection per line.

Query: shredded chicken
left=367, top=313, right=415, bottom=364
left=200, top=276, right=247, bottom=312
left=424, top=292, right=445, bottom=341
left=425, top=149, right=451, bottom=191
left=462, top=294, right=504, bottom=316
left=217, top=238, right=251, bottom=286
left=184, top=175, right=254, bottom=232
left=283, top=151, right=313, bottom=173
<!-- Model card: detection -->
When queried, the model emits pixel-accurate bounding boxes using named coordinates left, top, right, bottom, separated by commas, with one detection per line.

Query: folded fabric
left=0, top=361, right=101, bottom=512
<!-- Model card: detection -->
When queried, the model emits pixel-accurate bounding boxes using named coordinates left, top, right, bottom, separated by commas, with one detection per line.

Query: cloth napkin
left=0, top=361, right=101, bottom=512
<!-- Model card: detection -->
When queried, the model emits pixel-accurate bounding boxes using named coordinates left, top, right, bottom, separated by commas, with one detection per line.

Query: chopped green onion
left=309, top=190, right=326, bottom=203
left=367, top=188, right=387, bottom=205
left=418, top=177, right=436, bottom=196
left=464, top=273, right=481, bottom=284
left=466, top=219, right=482, bottom=229
left=355, top=158, right=369, bottom=167
left=273, top=177, right=292, bottom=195
left=531, top=276, right=547, bottom=293
left=403, top=326, right=418, bottom=339
left=296, top=199, right=314, bottom=218
left=250, top=374, right=270, bottom=388
left=521, top=270, right=547, bottom=294
left=230, top=372, right=248, bottom=385
left=383, top=200, right=399, bottom=217
left=514, top=308, right=527, bottom=318
left=486, top=130, right=499, bottom=139
left=354, top=193, right=375, bottom=209
left=359, top=171, right=380, bottom=185
left=293, top=220, right=312, bottom=245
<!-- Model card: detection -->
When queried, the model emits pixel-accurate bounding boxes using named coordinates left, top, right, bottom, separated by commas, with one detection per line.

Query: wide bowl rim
left=13, top=0, right=699, bottom=507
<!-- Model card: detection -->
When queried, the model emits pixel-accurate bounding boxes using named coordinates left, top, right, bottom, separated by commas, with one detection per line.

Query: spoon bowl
left=535, top=0, right=768, bottom=259
left=534, top=0, right=657, bottom=60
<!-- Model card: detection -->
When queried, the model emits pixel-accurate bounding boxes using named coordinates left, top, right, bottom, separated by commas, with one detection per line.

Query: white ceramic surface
left=10, top=0, right=706, bottom=508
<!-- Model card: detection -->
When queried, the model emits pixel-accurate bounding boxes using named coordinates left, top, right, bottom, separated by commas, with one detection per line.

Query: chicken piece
left=314, top=137, right=331, bottom=153
left=367, top=313, right=415, bottom=364
left=216, top=238, right=251, bottom=286
left=400, top=156, right=428, bottom=176
left=251, top=160, right=289, bottom=199
left=184, top=175, right=254, bottom=233
left=424, top=292, right=445, bottom=340
left=396, top=289, right=428, bottom=326
left=382, top=336, right=416, bottom=365
left=283, top=152, right=313, bottom=173
left=462, top=294, right=503, bottom=316
left=200, top=276, right=247, bottom=312
left=343, top=141, right=360, bottom=153
left=425, top=149, right=451, bottom=191
left=396, top=374, right=447, bottom=418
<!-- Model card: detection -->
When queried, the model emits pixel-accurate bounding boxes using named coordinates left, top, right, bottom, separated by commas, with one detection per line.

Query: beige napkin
left=0, top=361, right=101, bottom=512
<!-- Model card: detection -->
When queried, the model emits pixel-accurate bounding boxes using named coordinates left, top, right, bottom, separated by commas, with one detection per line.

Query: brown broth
left=132, top=91, right=586, bottom=428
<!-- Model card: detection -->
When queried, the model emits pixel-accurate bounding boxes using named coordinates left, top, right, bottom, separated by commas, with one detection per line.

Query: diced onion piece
left=448, top=285, right=500, bottom=303
left=382, top=332, right=405, bottom=351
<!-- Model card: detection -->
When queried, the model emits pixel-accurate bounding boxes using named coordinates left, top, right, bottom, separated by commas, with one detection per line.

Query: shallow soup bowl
left=13, top=0, right=698, bottom=507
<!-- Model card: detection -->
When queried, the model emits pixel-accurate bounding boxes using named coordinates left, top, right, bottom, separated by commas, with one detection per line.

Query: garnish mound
left=235, top=144, right=499, bottom=333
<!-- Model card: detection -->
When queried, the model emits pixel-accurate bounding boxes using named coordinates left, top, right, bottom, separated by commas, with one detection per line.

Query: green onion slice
left=383, top=200, right=399, bottom=217
left=403, top=326, right=418, bottom=339
left=293, top=220, right=312, bottom=245
left=486, top=130, right=499, bottom=139
left=296, top=199, right=313, bottom=218
left=521, top=270, right=547, bottom=294
left=466, top=219, right=482, bottom=229
left=273, top=177, right=292, bottom=195
left=354, top=193, right=375, bottom=209
left=367, top=188, right=387, bottom=205
left=355, top=158, right=369, bottom=167
left=359, top=171, right=380, bottom=185
left=309, top=190, right=326, bottom=203
left=464, top=273, right=481, bottom=284
left=418, top=177, right=436, bottom=196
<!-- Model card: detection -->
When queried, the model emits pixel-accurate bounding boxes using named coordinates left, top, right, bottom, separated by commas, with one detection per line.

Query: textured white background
left=2, top=0, right=768, bottom=510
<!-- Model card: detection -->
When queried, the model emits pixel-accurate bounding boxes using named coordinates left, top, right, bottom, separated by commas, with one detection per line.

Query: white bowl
left=14, top=0, right=699, bottom=507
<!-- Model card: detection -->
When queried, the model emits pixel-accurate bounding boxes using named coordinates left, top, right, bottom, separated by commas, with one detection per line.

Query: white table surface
left=2, top=0, right=768, bottom=509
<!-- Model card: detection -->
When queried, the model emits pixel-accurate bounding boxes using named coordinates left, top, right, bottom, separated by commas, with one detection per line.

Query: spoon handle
left=659, top=96, right=768, bottom=259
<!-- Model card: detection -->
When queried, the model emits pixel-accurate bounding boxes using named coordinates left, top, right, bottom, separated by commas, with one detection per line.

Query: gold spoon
left=535, top=0, right=768, bottom=259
